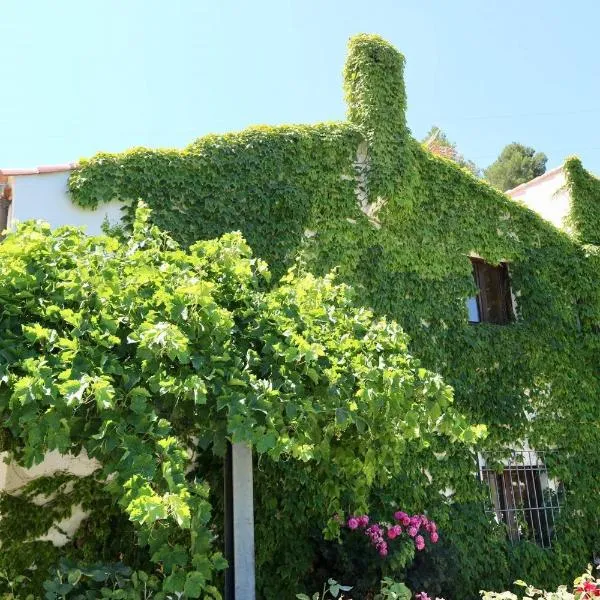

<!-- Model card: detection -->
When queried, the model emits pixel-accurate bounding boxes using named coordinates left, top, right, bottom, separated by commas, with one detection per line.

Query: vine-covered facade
left=6, top=34, right=600, bottom=598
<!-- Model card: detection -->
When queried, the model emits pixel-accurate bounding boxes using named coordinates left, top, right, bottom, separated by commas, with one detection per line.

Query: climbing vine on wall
left=564, top=156, right=600, bottom=245
left=17, top=33, right=600, bottom=598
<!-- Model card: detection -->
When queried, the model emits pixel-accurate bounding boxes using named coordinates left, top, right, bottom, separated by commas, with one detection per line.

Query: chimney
left=343, top=34, right=411, bottom=202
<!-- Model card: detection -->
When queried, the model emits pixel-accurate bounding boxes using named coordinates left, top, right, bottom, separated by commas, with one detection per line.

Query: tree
left=484, top=143, right=547, bottom=191
left=0, top=204, right=484, bottom=597
left=422, top=126, right=480, bottom=176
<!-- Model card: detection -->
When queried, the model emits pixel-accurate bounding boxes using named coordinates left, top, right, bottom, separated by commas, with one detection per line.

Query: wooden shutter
left=471, top=259, right=513, bottom=324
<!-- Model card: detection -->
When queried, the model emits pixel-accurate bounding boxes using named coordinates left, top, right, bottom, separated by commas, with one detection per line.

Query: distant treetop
left=484, top=142, right=547, bottom=191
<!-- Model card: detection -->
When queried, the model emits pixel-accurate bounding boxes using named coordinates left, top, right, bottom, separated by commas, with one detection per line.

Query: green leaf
left=167, top=494, right=192, bottom=528
left=93, top=377, right=115, bottom=410
left=184, top=571, right=206, bottom=598
left=211, top=552, right=228, bottom=571
left=335, top=407, right=349, bottom=425
left=163, top=570, right=186, bottom=594
left=66, top=569, right=82, bottom=585
left=151, top=543, right=189, bottom=572
left=58, top=377, right=90, bottom=405
left=129, top=386, right=150, bottom=413
left=255, top=431, right=277, bottom=454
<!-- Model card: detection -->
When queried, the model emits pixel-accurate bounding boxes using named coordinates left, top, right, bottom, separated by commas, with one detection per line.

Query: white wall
left=0, top=451, right=100, bottom=546
left=9, top=171, right=122, bottom=235
left=507, top=168, right=570, bottom=230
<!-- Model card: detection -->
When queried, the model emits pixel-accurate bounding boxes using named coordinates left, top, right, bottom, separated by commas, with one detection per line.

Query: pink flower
left=408, top=526, right=418, bottom=538
left=415, top=593, right=431, bottom=600
left=347, top=517, right=359, bottom=530
left=358, top=515, right=369, bottom=527
left=410, top=516, right=421, bottom=527
left=387, top=525, right=402, bottom=539
left=366, top=524, right=384, bottom=545
left=378, top=541, right=388, bottom=557
left=420, top=516, right=429, bottom=528
left=415, top=535, right=425, bottom=551
left=401, top=515, right=411, bottom=526
left=426, top=521, right=437, bottom=533
left=430, top=531, right=439, bottom=543
left=394, top=511, right=408, bottom=522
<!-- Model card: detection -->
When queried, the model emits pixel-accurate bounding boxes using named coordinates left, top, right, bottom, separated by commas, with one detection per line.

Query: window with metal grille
left=480, top=451, right=562, bottom=548
left=467, top=258, right=514, bottom=324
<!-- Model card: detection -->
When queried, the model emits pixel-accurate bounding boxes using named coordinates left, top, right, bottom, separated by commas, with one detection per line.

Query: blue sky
left=2, top=1, right=600, bottom=175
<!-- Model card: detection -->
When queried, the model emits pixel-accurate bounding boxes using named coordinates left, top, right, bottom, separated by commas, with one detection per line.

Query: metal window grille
left=480, top=450, right=562, bottom=548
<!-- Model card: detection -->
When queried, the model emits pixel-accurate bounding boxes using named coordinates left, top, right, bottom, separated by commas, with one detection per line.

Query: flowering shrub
left=480, top=566, right=600, bottom=600
left=345, top=511, right=439, bottom=557
left=414, top=593, right=445, bottom=600
left=299, top=567, right=600, bottom=600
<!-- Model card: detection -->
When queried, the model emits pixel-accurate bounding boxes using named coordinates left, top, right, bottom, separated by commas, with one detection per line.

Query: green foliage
left=297, top=578, right=353, bottom=600
left=42, top=560, right=162, bottom=600
left=564, top=157, right=600, bottom=245
left=343, top=34, right=409, bottom=201
left=68, top=124, right=363, bottom=281
left=0, top=473, right=143, bottom=593
left=297, top=578, right=410, bottom=600
left=375, top=578, right=411, bottom=600
left=0, top=203, right=480, bottom=597
left=484, top=142, right=547, bottom=191
left=62, top=33, right=600, bottom=599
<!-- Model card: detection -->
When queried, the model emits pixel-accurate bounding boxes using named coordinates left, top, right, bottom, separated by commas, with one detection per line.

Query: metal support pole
left=232, top=442, right=255, bottom=600
left=223, top=442, right=255, bottom=600
left=224, top=442, right=234, bottom=600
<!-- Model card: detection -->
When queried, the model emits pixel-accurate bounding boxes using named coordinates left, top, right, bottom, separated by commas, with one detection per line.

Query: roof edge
left=506, top=164, right=564, bottom=196
left=0, top=163, right=78, bottom=176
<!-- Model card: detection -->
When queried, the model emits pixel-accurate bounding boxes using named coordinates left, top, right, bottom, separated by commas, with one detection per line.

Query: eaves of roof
left=0, top=163, right=78, bottom=177
left=505, top=164, right=564, bottom=197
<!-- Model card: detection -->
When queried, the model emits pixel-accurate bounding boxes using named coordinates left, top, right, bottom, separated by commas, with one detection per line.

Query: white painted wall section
left=507, top=167, right=570, bottom=230
left=0, top=450, right=101, bottom=546
left=9, top=171, right=122, bottom=235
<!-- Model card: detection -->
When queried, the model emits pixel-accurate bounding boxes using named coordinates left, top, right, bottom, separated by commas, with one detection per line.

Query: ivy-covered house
left=3, top=33, right=600, bottom=599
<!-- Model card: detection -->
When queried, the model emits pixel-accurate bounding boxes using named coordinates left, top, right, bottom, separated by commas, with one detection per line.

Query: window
left=467, top=258, right=513, bottom=324
left=0, top=182, right=10, bottom=236
left=480, top=451, right=562, bottom=548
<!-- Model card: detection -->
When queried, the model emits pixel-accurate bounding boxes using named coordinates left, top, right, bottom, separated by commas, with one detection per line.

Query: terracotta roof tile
left=0, top=163, right=77, bottom=176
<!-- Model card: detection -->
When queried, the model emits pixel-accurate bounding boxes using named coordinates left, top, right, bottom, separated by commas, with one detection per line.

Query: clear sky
left=2, top=1, right=600, bottom=175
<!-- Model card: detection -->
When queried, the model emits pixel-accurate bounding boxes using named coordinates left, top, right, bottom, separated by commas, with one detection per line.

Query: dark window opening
left=0, top=183, right=11, bottom=236
left=467, top=258, right=513, bottom=324
left=481, top=451, right=562, bottom=549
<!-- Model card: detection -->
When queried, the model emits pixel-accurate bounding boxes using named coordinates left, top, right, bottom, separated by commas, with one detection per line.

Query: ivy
left=343, top=34, right=410, bottom=201
left=564, top=156, right=600, bottom=245
left=35, top=33, right=600, bottom=598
